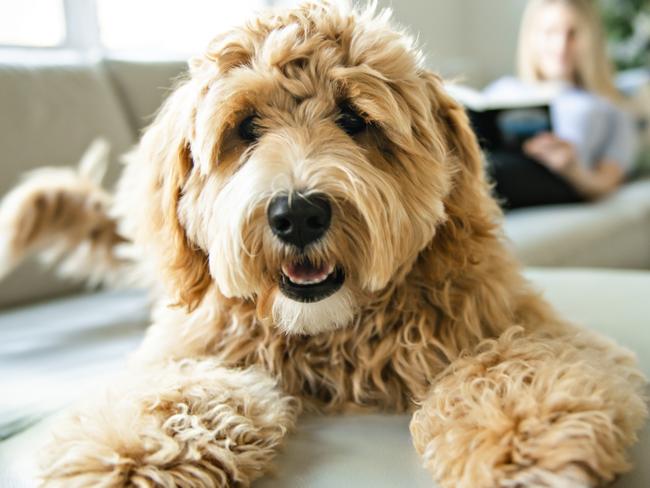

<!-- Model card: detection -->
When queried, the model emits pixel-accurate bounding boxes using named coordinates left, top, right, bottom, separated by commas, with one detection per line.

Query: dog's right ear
left=418, top=70, right=487, bottom=195
left=418, top=69, right=503, bottom=265
left=129, top=80, right=212, bottom=310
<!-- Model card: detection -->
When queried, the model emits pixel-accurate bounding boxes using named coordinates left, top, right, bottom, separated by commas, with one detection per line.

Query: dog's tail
left=0, top=139, right=136, bottom=288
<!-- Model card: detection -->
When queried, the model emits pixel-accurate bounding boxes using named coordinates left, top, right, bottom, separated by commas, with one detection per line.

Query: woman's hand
left=523, top=132, right=624, bottom=200
left=523, top=132, right=579, bottom=174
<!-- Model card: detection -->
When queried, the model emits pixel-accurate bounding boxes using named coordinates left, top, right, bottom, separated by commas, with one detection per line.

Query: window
left=96, top=0, right=268, bottom=54
left=0, top=0, right=352, bottom=55
left=0, top=0, right=66, bottom=47
left=0, top=0, right=271, bottom=54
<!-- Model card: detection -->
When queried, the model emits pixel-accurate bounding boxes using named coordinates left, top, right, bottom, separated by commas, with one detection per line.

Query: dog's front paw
left=39, top=360, right=299, bottom=487
left=410, top=330, right=647, bottom=488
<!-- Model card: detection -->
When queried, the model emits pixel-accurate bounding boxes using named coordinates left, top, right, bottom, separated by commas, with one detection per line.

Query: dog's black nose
left=268, top=194, right=331, bottom=248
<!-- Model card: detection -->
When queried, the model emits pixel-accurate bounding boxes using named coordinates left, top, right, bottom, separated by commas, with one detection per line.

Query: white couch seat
left=0, top=268, right=648, bottom=487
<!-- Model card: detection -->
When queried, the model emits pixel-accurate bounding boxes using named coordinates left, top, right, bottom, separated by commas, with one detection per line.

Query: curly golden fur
left=0, top=140, right=130, bottom=286
left=0, top=2, right=646, bottom=487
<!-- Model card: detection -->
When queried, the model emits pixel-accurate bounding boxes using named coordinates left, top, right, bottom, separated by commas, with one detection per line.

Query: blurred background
left=2, top=0, right=648, bottom=82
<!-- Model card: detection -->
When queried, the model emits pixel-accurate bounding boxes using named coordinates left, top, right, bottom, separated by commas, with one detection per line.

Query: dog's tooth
left=288, top=272, right=328, bottom=285
left=282, top=262, right=335, bottom=286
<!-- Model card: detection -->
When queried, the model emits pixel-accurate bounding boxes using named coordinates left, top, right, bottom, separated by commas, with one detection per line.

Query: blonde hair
left=517, top=0, right=621, bottom=102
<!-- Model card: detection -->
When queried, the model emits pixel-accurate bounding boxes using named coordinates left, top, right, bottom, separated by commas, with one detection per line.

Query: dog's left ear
left=132, top=80, right=212, bottom=311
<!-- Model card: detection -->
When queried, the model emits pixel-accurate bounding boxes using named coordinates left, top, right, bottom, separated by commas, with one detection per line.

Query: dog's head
left=133, top=2, right=495, bottom=334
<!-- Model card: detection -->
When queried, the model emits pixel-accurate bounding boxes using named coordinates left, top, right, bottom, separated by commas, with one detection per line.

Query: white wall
left=383, top=0, right=463, bottom=62
left=459, top=0, right=529, bottom=85
left=379, top=0, right=468, bottom=79
left=379, top=0, right=528, bottom=87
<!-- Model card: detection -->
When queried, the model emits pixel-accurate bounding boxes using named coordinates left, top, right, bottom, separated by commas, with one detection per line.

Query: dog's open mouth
left=279, top=259, right=345, bottom=302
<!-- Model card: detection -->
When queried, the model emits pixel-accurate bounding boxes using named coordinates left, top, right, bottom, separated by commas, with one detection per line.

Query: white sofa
left=505, top=178, right=650, bottom=269
left=0, top=55, right=185, bottom=308
left=0, top=269, right=648, bottom=487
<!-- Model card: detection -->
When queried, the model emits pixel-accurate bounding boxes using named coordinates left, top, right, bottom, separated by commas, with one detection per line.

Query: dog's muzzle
left=268, top=193, right=345, bottom=302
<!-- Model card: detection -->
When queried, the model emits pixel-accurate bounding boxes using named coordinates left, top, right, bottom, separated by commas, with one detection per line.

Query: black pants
left=486, top=151, right=584, bottom=210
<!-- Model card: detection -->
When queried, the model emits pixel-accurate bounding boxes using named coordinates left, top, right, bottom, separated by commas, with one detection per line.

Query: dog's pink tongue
left=283, top=261, right=333, bottom=284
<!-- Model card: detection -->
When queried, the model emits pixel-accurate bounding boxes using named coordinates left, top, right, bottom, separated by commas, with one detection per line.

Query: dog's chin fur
left=272, top=286, right=356, bottom=335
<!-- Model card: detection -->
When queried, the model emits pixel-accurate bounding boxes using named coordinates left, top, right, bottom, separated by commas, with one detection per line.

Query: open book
left=445, top=83, right=555, bottom=154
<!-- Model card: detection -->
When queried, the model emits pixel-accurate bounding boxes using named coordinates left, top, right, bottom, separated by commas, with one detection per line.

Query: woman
left=486, top=0, right=637, bottom=209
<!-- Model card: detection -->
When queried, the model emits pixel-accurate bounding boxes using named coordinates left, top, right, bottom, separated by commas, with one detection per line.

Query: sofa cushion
left=504, top=178, right=650, bottom=269
left=103, top=58, right=187, bottom=133
left=0, top=53, right=136, bottom=308
left=0, top=268, right=648, bottom=487
left=0, top=289, right=149, bottom=440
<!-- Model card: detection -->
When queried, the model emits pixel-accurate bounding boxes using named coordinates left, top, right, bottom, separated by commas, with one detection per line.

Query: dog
left=0, top=2, right=646, bottom=487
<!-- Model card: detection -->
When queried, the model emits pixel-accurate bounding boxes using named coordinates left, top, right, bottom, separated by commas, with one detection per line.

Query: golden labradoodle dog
left=0, top=3, right=646, bottom=487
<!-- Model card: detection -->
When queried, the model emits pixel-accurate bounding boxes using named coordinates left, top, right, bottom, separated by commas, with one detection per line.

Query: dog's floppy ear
left=419, top=70, right=486, bottom=190
left=133, top=80, right=212, bottom=310
left=418, top=70, right=502, bottom=259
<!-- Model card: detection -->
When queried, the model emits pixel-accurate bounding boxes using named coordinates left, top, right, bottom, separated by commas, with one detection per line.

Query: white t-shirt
left=484, top=77, right=638, bottom=173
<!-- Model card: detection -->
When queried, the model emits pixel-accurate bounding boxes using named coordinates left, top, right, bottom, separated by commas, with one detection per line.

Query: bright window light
left=0, top=0, right=66, bottom=47
left=96, top=0, right=267, bottom=54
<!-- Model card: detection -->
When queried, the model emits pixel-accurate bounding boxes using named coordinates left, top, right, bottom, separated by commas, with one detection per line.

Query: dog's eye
left=336, top=105, right=367, bottom=136
left=238, top=115, right=260, bottom=142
